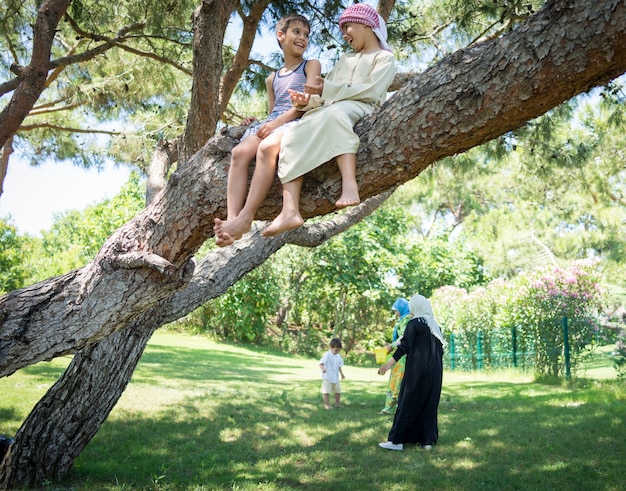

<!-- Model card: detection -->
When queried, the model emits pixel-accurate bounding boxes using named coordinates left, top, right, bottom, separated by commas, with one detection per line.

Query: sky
left=0, top=158, right=131, bottom=236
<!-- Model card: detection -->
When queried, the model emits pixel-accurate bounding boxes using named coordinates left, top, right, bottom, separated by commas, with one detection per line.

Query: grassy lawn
left=1, top=332, right=625, bottom=490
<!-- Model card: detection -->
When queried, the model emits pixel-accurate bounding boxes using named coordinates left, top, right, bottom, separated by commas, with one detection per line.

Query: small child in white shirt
left=319, top=337, right=346, bottom=409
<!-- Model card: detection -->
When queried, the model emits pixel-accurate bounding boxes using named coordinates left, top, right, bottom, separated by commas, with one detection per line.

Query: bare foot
left=214, top=216, right=252, bottom=247
left=262, top=212, right=304, bottom=237
left=336, top=193, right=360, bottom=208
left=215, top=232, right=235, bottom=247
left=336, top=182, right=360, bottom=208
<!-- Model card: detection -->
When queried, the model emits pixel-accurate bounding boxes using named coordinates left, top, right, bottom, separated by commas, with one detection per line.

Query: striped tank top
left=270, top=60, right=309, bottom=117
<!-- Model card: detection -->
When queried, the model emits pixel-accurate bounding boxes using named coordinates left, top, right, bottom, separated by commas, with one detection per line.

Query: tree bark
left=1, top=0, right=626, bottom=378
left=181, top=0, right=238, bottom=161
left=146, top=137, right=180, bottom=204
left=0, top=0, right=72, bottom=149
left=0, top=138, right=13, bottom=199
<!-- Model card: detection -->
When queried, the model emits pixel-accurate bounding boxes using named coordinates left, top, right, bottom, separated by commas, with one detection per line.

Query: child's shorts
left=321, top=380, right=341, bottom=394
left=242, top=114, right=299, bottom=139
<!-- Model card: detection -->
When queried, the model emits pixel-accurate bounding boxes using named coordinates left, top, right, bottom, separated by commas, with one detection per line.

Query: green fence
left=443, top=317, right=592, bottom=377
left=445, top=326, right=535, bottom=371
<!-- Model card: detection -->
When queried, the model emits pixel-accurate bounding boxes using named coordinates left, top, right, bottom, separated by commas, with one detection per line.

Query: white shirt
left=319, top=350, right=344, bottom=383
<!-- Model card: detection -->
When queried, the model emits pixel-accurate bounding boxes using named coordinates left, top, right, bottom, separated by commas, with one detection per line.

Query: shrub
left=432, top=260, right=607, bottom=377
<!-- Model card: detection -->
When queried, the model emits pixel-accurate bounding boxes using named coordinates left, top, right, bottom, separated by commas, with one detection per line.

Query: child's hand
left=288, top=89, right=311, bottom=109
left=256, top=120, right=277, bottom=139
left=240, top=116, right=258, bottom=126
left=378, top=361, right=392, bottom=376
left=341, top=373, right=346, bottom=379
left=304, top=76, right=324, bottom=95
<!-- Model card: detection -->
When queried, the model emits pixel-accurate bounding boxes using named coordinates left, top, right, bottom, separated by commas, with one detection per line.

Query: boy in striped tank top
left=215, top=14, right=321, bottom=247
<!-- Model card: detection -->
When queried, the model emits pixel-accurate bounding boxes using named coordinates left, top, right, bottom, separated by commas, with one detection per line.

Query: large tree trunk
left=1, top=1, right=626, bottom=486
left=180, top=0, right=237, bottom=161
left=182, top=0, right=273, bottom=160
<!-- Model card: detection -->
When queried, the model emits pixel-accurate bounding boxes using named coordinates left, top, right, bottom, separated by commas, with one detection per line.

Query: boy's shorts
left=321, top=380, right=341, bottom=394
left=242, top=115, right=299, bottom=138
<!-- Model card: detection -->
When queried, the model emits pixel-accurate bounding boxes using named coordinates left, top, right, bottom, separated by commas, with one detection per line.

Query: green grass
left=1, top=333, right=625, bottom=490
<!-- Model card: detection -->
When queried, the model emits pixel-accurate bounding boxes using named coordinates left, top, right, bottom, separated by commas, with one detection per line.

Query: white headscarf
left=409, top=294, right=446, bottom=346
left=372, top=14, right=392, bottom=52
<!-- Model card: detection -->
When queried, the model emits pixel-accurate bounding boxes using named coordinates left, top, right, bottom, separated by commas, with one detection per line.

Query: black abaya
left=387, top=317, right=443, bottom=446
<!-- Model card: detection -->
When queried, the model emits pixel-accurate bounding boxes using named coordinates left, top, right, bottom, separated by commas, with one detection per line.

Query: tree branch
left=218, top=0, right=272, bottom=116
left=60, top=14, right=192, bottom=74
left=18, top=123, right=119, bottom=135
left=0, top=0, right=73, bottom=149
left=287, top=191, right=395, bottom=247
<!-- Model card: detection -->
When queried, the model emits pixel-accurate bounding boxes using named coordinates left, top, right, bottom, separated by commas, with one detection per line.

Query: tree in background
left=0, top=221, right=29, bottom=294
left=394, top=90, right=626, bottom=283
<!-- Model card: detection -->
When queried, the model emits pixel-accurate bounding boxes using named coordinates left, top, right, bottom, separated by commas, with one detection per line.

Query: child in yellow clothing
left=379, top=298, right=410, bottom=414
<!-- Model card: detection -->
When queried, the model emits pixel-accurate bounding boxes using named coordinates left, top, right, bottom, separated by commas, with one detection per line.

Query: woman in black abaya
left=377, top=294, right=445, bottom=451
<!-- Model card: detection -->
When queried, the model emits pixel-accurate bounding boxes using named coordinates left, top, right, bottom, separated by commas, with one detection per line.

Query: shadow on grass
left=19, top=356, right=71, bottom=380
left=59, top=339, right=625, bottom=491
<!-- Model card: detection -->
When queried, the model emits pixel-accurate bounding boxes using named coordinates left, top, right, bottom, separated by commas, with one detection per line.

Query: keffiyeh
left=338, top=3, right=392, bottom=52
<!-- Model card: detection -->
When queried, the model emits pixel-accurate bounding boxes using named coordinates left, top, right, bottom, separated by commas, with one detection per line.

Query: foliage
left=183, top=261, right=282, bottom=343
left=431, top=260, right=608, bottom=377
left=273, top=204, right=488, bottom=355
left=394, top=83, right=626, bottom=294
left=0, top=219, right=31, bottom=293
left=390, top=0, right=546, bottom=68
left=612, top=341, right=626, bottom=380
left=513, top=260, right=607, bottom=377
left=2, top=0, right=198, bottom=170
left=396, top=231, right=488, bottom=297
left=178, top=204, right=489, bottom=355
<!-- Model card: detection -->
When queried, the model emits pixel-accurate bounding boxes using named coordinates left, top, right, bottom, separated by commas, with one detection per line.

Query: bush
left=432, top=260, right=607, bottom=377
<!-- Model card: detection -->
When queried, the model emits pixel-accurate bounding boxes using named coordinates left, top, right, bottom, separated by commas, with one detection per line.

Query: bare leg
left=334, top=393, right=343, bottom=408
left=262, top=177, right=304, bottom=236
left=215, top=132, right=282, bottom=246
left=323, top=393, right=331, bottom=410
left=226, top=135, right=260, bottom=220
left=335, top=153, right=360, bottom=208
